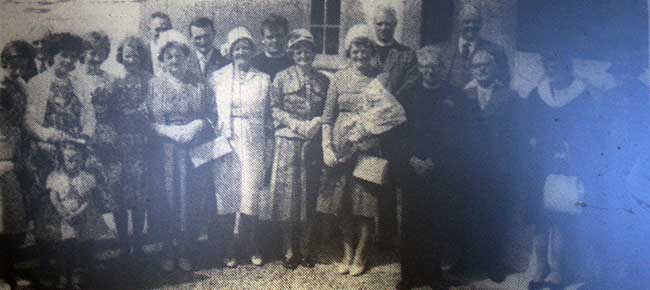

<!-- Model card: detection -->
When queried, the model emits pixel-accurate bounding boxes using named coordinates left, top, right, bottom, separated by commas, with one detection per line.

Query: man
left=396, top=45, right=466, bottom=290
left=189, top=17, right=228, bottom=77
left=149, top=12, right=172, bottom=76
left=371, top=4, right=418, bottom=250
left=251, top=14, right=294, bottom=80
left=26, top=25, right=53, bottom=78
left=442, top=4, right=510, bottom=89
left=371, top=4, right=418, bottom=96
left=451, top=49, right=521, bottom=283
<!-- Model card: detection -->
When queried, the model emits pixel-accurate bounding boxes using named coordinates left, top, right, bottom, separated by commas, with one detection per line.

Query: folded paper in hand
left=543, top=174, right=585, bottom=215
left=191, top=136, right=233, bottom=167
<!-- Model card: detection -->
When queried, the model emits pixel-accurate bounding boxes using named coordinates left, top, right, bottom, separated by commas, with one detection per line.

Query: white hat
left=287, top=29, right=315, bottom=50
left=220, top=27, right=256, bottom=57
left=156, top=29, right=192, bottom=60
left=343, top=24, right=374, bottom=52
left=27, top=24, right=53, bottom=43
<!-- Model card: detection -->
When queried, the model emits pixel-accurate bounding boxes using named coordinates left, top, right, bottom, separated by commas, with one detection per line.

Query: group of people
left=1, top=3, right=648, bottom=290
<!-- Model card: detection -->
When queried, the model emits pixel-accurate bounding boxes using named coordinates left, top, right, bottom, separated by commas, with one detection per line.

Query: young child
left=46, top=141, right=100, bottom=290
left=0, top=40, right=33, bottom=290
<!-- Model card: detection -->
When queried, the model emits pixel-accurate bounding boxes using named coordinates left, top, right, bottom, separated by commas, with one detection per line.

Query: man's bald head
left=372, top=4, right=398, bottom=44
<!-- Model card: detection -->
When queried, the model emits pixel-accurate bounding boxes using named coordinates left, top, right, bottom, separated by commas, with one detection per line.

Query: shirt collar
left=375, top=39, right=395, bottom=48
left=459, top=37, right=476, bottom=53
left=197, top=48, right=213, bottom=61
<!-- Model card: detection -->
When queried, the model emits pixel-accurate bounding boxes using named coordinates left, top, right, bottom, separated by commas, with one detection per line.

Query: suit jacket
left=439, top=37, right=510, bottom=90
left=371, top=41, right=418, bottom=98
left=199, top=48, right=229, bottom=78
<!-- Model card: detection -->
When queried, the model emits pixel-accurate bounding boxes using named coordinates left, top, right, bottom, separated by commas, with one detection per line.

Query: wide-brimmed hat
left=220, top=27, right=256, bottom=57
left=287, top=29, right=315, bottom=50
left=343, top=24, right=375, bottom=52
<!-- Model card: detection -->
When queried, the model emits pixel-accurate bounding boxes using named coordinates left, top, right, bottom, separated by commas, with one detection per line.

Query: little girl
left=46, top=141, right=101, bottom=290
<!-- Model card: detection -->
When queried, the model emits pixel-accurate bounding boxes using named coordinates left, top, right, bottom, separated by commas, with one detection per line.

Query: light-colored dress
left=316, top=67, right=399, bottom=218
left=211, top=64, right=270, bottom=216
left=269, top=65, right=328, bottom=222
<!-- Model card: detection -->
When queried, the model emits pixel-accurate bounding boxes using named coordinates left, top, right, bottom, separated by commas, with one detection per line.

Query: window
left=310, top=0, right=341, bottom=54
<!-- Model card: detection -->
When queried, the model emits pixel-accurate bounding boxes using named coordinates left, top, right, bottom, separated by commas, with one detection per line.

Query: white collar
left=197, top=48, right=213, bottom=61
left=537, top=77, right=587, bottom=108
left=459, top=37, right=476, bottom=52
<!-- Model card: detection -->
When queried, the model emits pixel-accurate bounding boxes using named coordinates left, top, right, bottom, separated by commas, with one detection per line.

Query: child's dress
left=45, top=169, right=101, bottom=241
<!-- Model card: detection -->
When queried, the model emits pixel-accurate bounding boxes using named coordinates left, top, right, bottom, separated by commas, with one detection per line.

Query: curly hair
left=157, top=41, right=191, bottom=63
left=1, top=40, right=36, bottom=69
left=345, top=37, right=376, bottom=59
left=116, top=36, right=153, bottom=73
left=46, top=32, right=85, bottom=62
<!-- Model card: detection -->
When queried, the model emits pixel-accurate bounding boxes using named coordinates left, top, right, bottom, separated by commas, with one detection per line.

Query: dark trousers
left=0, top=234, right=23, bottom=289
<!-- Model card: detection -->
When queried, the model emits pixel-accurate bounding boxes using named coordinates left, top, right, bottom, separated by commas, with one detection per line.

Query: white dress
left=211, top=64, right=270, bottom=216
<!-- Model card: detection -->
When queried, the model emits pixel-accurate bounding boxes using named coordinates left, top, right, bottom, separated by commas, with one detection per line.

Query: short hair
left=372, top=4, right=398, bottom=24
left=459, top=4, right=482, bottom=22
left=189, top=17, right=215, bottom=35
left=345, top=37, right=376, bottom=58
left=46, top=32, right=85, bottom=61
left=1, top=40, right=36, bottom=69
left=416, top=45, right=444, bottom=66
left=116, top=36, right=153, bottom=71
left=260, top=14, right=289, bottom=35
left=151, top=11, right=171, bottom=23
left=158, top=41, right=191, bottom=62
left=81, top=31, right=111, bottom=63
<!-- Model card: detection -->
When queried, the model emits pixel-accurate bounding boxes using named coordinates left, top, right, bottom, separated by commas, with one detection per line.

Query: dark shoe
left=300, top=256, right=315, bottom=268
left=528, top=280, right=547, bottom=290
left=282, top=256, right=299, bottom=270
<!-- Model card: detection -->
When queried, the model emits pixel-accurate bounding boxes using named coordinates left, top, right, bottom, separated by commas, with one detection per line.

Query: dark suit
left=439, top=37, right=510, bottom=89
left=372, top=41, right=418, bottom=247
left=199, top=48, right=229, bottom=78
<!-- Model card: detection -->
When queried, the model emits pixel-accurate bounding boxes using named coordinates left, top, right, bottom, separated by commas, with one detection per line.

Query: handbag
left=543, top=174, right=585, bottom=215
left=353, top=155, right=389, bottom=185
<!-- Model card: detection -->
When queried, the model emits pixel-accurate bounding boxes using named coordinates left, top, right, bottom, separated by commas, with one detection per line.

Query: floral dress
left=77, top=71, right=120, bottom=212
left=113, top=72, right=154, bottom=209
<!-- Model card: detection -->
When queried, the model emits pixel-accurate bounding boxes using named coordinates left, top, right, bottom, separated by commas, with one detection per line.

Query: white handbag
left=353, top=155, right=389, bottom=185
left=543, top=174, right=585, bottom=215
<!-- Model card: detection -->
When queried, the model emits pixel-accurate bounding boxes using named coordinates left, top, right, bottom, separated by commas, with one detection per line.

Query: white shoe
left=251, top=255, right=264, bottom=267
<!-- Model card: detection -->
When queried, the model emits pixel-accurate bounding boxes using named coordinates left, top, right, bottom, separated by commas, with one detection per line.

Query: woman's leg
left=532, top=225, right=550, bottom=281
left=546, top=223, right=564, bottom=285
left=350, top=216, right=372, bottom=276
left=338, top=216, right=355, bottom=274
left=240, top=214, right=262, bottom=265
left=0, top=235, right=17, bottom=289
left=114, top=208, right=130, bottom=257
left=132, top=206, right=146, bottom=255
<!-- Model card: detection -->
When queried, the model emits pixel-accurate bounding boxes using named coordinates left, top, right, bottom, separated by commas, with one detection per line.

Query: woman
left=211, top=27, right=270, bottom=268
left=524, top=52, right=600, bottom=290
left=147, top=30, right=212, bottom=272
left=316, top=24, right=405, bottom=277
left=269, top=29, right=328, bottom=269
left=0, top=40, right=34, bottom=290
left=112, top=36, right=154, bottom=258
left=24, top=32, right=92, bottom=287
left=75, top=30, right=120, bottom=229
